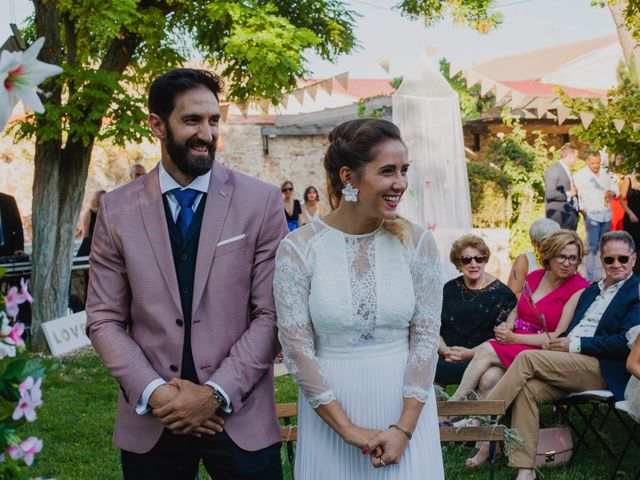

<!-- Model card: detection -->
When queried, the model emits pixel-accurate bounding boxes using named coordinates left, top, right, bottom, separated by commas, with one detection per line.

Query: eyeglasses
left=458, top=255, right=486, bottom=265
left=602, top=255, right=631, bottom=265
left=555, top=254, right=579, bottom=265
left=281, top=188, right=293, bottom=193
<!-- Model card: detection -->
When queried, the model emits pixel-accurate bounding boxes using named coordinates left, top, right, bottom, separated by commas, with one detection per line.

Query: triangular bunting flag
left=449, top=60, right=463, bottom=77
left=557, top=106, right=570, bottom=125
left=335, top=72, right=349, bottom=91
left=306, top=83, right=318, bottom=101
left=425, top=45, right=439, bottom=58
left=579, top=112, right=596, bottom=129
left=522, top=109, right=537, bottom=119
left=292, top=88, right=305, bottom=106
left=220, top=104, right=230, bottom=122
left=614, top=118, right=625, bottom=133
left=280, top=94, right=290, bottom=110
left=510, top=90, right=528, bottom=108
left=465, top=69, right=482, bottom=88
left=377, top=57, right=390, bottom=73
left=531, top=97, right=552, bottom=119
left=495, top=83, right=511, bottom=103
left=480, top=75, right=495, bottom=96
left=319, top=79, right=333, bottom=96
left=259, top=99, right=271, bottom=115
left=238, top=102, right=249, bottom=119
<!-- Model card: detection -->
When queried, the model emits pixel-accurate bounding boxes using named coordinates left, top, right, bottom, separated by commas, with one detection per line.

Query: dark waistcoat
left=162, top=193, right=207, bottom=384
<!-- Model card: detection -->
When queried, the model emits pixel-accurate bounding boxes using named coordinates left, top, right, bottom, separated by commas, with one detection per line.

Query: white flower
left=0, top=37, right=63, bottom=129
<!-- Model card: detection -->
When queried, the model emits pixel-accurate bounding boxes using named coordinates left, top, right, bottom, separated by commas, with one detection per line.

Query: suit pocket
left=214, top=235, right=248, bottom=257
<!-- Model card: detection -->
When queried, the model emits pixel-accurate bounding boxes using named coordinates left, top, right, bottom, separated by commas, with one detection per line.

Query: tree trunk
left=29, top=2, right=142, bottom=350
left=608, top=0, right=640, bottom=79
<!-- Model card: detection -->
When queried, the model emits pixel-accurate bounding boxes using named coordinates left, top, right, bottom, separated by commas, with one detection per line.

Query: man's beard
left=166, top=126, right=216, bottom=177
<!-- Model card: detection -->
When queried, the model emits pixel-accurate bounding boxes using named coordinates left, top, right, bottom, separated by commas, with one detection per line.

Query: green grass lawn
left=18, top=350, right=639, bottom=479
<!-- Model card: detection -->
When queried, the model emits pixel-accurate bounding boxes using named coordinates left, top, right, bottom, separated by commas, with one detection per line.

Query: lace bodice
left=274, top=220, right=442, bottom=408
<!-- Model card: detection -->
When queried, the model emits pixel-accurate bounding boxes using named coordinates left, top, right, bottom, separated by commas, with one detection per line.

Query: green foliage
left=396, top=0, right=503, bottom=33
left=440, top=58, right=492, bottom=119
left=390, top=76, right=404, bottom=90
left=482, top=113, right=555, bottom=254
left=19, top=0, right=358, bottom=147
left=466, top=162, right=510, bottom=228
left=557, top=64, right=640, bottom=174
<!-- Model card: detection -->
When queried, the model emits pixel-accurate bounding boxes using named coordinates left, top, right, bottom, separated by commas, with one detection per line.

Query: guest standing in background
left=621, top=173, right=640, bottom=275
left=77, top=189, right=106, bottom=257
left=300, top=186, right=326, bottom=225
left=508, top=218, right=561, bottom=296
left=130, top=164, right=147, bottom=181
left=544, top=144, right=580, bottom=230
left=0, top=192, right=24, bottom=256
left=437, top=235, right=516, bottom=395
left=574, top=151, right=618, bottom=282
left=281, top=180, right=302, bottom=231
left=610, top=154, right=626, bottom=231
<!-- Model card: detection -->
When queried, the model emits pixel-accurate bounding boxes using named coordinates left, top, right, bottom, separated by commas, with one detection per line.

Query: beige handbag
left=535, top=427, right=573, bottom=467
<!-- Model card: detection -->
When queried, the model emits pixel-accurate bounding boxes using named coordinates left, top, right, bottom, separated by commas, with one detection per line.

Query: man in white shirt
left=574, top=151, right=619, bottom=281
left=485, top=231, right=640, bottom=480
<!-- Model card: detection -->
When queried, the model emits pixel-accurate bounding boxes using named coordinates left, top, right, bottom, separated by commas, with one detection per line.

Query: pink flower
left=19, top=279, right=33, bottom=304
left=497, top=132, right=505, bottom=139
left=7, top=437, right=43, bottom=466
left=3, top=287, right=20, bottom=318
left=7, top=322, right=25, bottom=347
left=12, top=387, right=43, bottom=422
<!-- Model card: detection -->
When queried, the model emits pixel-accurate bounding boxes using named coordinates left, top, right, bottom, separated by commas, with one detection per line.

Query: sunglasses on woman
left=281, top=187, right=293, bottom=193
left=458, top=255, right=486, bottom=265
left=602, top=255, right=631, bottom=265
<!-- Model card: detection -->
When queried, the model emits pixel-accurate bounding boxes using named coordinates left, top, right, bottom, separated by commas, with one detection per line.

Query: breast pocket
left=214, top=234, right=249, bottom=257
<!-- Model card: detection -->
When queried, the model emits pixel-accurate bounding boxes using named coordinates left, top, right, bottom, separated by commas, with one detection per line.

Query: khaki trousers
left=486, top=350, right=607, bottom=468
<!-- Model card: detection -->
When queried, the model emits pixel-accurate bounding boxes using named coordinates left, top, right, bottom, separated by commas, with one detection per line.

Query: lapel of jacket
left=594, top=276, right=637, bottom=335
left=568, top=285, right=599, bottom=333
left=192, top=162, right=234, bottom=313
left=139, top=165, right=182, bottom=314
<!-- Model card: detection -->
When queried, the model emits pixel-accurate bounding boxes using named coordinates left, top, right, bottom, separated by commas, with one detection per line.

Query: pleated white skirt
left=295, top=340, right=444, bottom=480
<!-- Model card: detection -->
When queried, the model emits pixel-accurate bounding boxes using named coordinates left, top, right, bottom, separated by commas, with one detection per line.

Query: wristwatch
left=211, top=387, right=228, bottom=409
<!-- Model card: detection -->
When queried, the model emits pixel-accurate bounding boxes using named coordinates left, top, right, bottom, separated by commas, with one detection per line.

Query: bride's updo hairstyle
left=324, top=118, right=413, bottom=244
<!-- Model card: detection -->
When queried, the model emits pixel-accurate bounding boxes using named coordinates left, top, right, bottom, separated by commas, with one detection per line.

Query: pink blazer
left=86, top=163, right=288, bottom=454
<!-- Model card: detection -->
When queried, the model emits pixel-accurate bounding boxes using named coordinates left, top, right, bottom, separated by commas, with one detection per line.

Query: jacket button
left=176, top=319, right=184, bottom=327
left=182, top=286, right=189, bottom=294
left=169, top=364, right=178, bottom=372
left=181, top=252, right=188, bottom=261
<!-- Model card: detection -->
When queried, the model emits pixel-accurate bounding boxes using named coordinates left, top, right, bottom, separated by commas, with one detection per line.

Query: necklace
left=461, top=273, right=486, bottom=302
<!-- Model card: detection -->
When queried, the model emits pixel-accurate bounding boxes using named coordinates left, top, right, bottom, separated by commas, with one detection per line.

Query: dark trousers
left=121, top=429, right=283, bottom=480
left=434, top=355, right=470, bottom=386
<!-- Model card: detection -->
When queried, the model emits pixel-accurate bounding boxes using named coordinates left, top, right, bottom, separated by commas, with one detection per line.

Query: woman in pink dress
left=448, top=230, right=588, bottom=467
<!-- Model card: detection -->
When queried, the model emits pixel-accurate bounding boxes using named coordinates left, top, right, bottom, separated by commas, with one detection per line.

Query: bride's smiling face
left=351, top=139, right=409, bottom=220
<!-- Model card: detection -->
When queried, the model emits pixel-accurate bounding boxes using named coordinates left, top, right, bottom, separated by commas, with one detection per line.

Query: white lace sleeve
left=404, top=229, right=442, bottom=402
left=274, top=239, right=336, bottom=408
left=628, top=325, right=640, bottom=349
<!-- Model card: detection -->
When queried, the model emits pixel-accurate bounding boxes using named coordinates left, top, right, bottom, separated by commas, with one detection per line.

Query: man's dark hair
left=148, top=68, right=223, bottom=121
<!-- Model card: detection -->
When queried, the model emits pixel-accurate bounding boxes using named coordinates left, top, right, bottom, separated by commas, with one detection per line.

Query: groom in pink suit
left=86, top=68, right=288, bottom=479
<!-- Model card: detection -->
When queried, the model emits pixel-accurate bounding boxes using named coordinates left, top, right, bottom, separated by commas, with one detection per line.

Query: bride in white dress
left=274, top=118, right=444, bottom=479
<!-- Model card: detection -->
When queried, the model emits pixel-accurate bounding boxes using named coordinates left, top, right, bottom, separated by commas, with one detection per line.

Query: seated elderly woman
left=436, top=235, right=516, bottom=397
left=508, top=218, right=561, bottom=296
left=449, top=230, right=589, bottom=467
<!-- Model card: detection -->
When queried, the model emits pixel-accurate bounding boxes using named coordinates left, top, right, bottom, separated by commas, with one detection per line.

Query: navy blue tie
left=172, top=188, right=199, bottom=238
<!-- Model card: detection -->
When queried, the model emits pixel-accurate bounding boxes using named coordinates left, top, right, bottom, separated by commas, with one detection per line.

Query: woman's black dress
left=435, top=276, right=516, bottom=385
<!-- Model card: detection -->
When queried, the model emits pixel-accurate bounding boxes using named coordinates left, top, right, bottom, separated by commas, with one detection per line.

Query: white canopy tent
left=393, top=54, right=473, bottom=280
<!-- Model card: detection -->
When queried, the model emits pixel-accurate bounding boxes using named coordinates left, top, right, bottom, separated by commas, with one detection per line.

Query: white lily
left=0, top=37, right=63, bottom=129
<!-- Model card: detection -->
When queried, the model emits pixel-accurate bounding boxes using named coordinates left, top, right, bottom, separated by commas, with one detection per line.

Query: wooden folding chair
left=276, top=402, right=298, bottom=478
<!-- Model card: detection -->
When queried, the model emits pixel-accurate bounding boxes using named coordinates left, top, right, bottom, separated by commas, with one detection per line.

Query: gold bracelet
left=388, top=424, right=413, bottom=440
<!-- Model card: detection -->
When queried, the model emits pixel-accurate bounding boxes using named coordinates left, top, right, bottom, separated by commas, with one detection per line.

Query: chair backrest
left=436, top=400, right=506, bottom=442
left=276, top=402, right=298, bottom=443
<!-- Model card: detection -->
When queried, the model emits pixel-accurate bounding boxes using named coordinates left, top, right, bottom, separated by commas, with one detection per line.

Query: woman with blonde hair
left=450, top=230, right=588, bottom=467
left=274, top=118, right=444, bottom=478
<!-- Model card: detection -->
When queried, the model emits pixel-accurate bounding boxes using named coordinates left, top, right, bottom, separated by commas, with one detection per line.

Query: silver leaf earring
left=341, top=182, right=359, bottom=202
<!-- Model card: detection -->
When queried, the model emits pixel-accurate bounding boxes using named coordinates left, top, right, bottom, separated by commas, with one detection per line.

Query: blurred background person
left=76, top=189, right=106, bottom=257
left=129, top=163, right=147, bottom=181
left=544, top=144, right=580, bottom=230
left=620, top=172, right=640, bottom=275
left=0, top=191, right=24, bottom=256
left=281, top=180, right=302, bottom=231
left=609, top=153, right=626, bottom=231
left=508, top=218, right=561, bottom=296
left=437, top=235, right=516, bottom=395
left=300, top=185, right=326, bottom=225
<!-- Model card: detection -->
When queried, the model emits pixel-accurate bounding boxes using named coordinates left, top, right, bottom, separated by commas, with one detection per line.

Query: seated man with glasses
left=484, top=230, right=640, bottom=480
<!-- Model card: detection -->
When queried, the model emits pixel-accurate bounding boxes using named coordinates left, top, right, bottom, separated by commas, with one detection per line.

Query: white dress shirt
left=574, top=166, right=619, bottom=222
left=567, top=273, right=633, bottom=352
left=136, top=162, right=231, bottom=415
